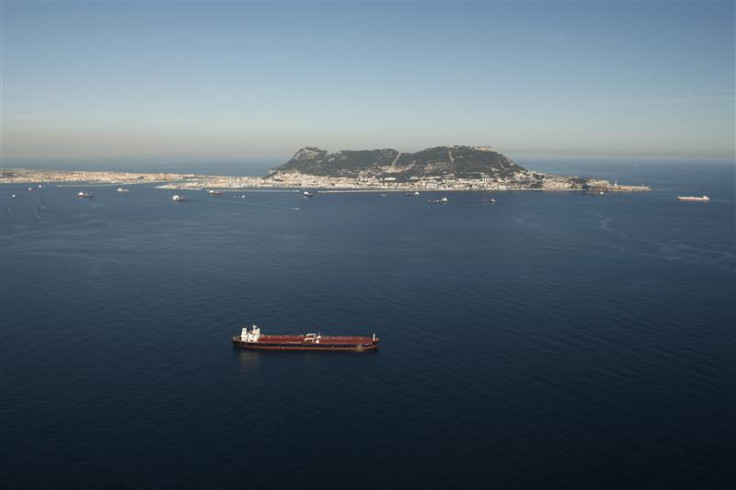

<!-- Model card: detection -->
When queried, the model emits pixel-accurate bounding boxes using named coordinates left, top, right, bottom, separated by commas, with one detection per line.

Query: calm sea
left=1, top=162, right=734, bottom=489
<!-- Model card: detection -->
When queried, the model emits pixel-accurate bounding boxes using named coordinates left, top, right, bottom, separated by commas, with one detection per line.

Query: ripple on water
left=1, top=173, right=734, bottom=489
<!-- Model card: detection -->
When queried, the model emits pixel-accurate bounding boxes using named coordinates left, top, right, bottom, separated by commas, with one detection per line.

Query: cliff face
left=269, top=146, right=526, bottom=181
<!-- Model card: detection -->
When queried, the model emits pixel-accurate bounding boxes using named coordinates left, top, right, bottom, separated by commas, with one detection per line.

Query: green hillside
left=269, top=146, right=526, bottom=180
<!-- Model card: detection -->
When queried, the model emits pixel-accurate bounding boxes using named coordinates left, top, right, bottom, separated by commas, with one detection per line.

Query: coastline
left=0, top=167, right=652, bottom=193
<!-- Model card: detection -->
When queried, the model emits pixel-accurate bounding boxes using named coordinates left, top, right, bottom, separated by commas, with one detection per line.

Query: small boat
left=172, top=194, right=190, bottom=203
left=484, top=198, right=498, bottom=205
left=207, top=190, right=226, bottom=196
left=233, top=325, right=379, bottom=352
left=406, top=191, right=420, bottom=197
left=27, top=187, right=34, bottom=192
left=77, top=191, right=94, bottom=199
left=303, top=191, right=314, bottom=198
left=11, top=194, right=16, bottom=199
left=428, top=197, right=448, bottom=204
left=677, top=195, right=710, bottom=202
left=117, top=187, right=130, bottom=193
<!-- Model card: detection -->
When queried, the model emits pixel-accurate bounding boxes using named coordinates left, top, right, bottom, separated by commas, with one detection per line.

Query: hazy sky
left=2, top=1, right=734, bottom=166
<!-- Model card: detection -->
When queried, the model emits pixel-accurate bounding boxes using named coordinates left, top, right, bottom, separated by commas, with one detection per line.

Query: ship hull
left=232, top=335, right=379, bottom=352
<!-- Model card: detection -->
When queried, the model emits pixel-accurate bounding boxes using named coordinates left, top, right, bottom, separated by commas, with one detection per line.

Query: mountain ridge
left=269, top=145, right=526, bottom=181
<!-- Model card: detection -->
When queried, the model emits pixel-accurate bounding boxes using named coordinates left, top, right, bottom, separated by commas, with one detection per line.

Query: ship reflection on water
left=235, top=349, right=262, bottom=373
left=234, top=344, right=381, bottom=377
left=234, top=349, right=354, bottom=374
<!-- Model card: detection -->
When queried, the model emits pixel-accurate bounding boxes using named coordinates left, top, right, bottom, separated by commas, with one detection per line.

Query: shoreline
left=1, top=182, right=651, bottom=194
left=0, top=167, right=652, bottom=193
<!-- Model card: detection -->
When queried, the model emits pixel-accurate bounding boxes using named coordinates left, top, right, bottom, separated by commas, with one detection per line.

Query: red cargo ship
left=232, top=325, right=379, bottom=352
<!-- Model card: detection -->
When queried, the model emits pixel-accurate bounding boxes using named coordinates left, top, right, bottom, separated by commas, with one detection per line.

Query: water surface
left=1, top=162, right=734, bottom=489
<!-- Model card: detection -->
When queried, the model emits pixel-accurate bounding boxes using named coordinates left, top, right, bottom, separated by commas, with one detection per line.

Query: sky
left=2, top=1, right=734, bottom=167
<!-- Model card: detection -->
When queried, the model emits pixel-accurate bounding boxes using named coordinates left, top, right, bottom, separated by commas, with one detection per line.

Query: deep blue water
left=1, top=162, right=734, bottom=489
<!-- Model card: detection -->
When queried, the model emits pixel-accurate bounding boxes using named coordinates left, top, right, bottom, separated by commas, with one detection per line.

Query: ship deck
left=257, top=334, right=374, bottom=345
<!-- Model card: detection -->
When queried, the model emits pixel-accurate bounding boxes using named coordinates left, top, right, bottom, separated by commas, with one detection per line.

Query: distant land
left=270, top=145, right=523, bottom=180
left=1, top=146, right=651, bottom=193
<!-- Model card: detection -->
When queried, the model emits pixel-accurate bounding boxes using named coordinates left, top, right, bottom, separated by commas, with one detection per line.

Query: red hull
left=232, top=334, right=379, bottom=352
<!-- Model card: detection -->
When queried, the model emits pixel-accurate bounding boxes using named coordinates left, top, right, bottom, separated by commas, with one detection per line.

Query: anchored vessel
left=677, top=195, right=710, bottom=202
left=233, top=325, right=380, bottom=352
left=77, top=191, right=94, bottom=199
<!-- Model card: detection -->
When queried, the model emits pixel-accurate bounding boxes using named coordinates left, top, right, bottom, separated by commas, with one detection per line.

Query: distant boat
left=406, top=191, right=420, bottom=196
left=172, top=194, right=190, bottom=203
left=484, top=198, right=498, bottom=205
left=117, top=188, right=130, bottom=193
left=303, top=191, right=314, bottom=198
left=27, top=187, right=34, bottom=192
left=677, top=195, right=710, bottom=202
left=428, top=197, right=448, bottom=204
left=207, top=190, right=226, bottom=196
left=11, top=194, right=16, bottom=199
left=77, top=191, right=94, bottom=199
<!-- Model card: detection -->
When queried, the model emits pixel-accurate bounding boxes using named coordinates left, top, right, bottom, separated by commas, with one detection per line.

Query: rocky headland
left=1, top=146, right=651, bottom=193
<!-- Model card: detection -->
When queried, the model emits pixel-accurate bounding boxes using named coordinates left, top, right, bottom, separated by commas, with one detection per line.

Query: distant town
left=1, top=146, right=652, bottom=193
left=0, top=167, right=651, bottom=194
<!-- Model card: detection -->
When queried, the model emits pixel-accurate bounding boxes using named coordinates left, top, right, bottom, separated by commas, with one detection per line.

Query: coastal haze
left=1, top=2, right=735, bottom=490
left=2, top=2, right=734, bottom=166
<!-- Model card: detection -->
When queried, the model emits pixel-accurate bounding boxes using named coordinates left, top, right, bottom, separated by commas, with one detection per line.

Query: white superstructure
left=241, top=325, right=262, bottom=343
